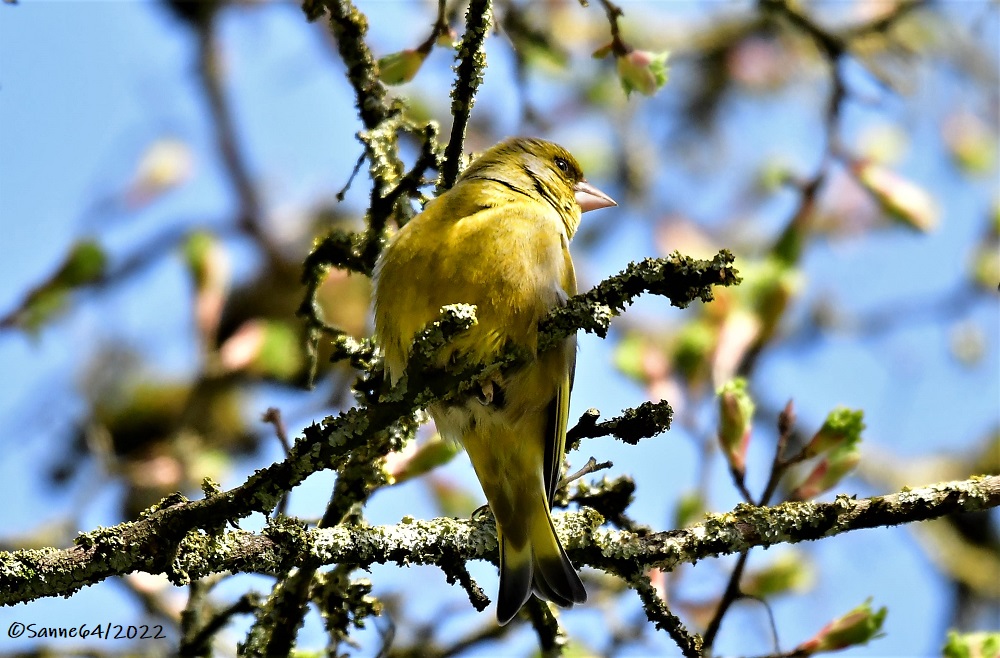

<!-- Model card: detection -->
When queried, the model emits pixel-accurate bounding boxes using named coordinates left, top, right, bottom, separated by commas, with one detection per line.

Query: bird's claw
left=475, top=373, right=505, bottom=407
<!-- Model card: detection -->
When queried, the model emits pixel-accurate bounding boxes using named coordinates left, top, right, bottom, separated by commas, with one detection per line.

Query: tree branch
left=628, top=571, right=702, bottom=658
left=5, top=476, right=994, bottom=607
left=0, top=252, right=738, bottom=607
left=439, top=0, right=492, bottom=192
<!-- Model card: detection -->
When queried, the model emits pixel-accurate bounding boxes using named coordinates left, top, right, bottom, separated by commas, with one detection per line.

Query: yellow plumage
left=372, top=137, right=616, bottom=624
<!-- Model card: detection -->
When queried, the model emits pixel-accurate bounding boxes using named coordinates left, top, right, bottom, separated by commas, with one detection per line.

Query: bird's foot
left=475, top=373, right=506, bottom=407
left=471, top=503, right=493, bottom=521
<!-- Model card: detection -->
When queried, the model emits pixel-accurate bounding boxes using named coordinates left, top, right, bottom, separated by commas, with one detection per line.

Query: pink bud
left=616, top=49, right=669, bottom=97
left=792, top=444, right=861, bottom=500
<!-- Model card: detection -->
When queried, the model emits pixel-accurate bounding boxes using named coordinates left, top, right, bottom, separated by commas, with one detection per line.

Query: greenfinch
left=373, top=137, right=616, bottom=624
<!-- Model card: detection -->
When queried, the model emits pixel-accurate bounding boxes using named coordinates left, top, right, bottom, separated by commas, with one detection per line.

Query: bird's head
left=458, top=137, right=617, bottom=237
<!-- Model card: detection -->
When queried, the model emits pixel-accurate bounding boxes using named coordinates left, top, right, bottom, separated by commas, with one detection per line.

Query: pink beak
left=574, top=180, right=617, bottom=213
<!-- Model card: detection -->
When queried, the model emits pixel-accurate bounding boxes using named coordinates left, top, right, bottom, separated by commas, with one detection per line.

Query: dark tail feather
left=497, top=534, right=533, bottom=625
left=532, top=513, right=586, bottom=606
left=497, top=510, right=587, bottom=625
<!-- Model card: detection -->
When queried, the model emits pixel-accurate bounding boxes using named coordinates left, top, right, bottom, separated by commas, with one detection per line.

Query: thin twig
left=596, top=0, right=628, bottom=56
left=262, top=408, right=292, bottom=518
left=336, top=151, right=367, bottom=202
left=561, top=457, right=614, bottom=487
left=439, top=0, right=492, bottom=191
left=743, top=593, right=782, bottom=653
left=439, top=622, right=509, bottom=658
left=730, top=465, right=755, bottom=505
left=194, top=25, right=265, bottom=246
left=758, top=399, right=798, bottom=506
left=705, top=401, right=796, bottom=650
left=701, top=550, right=751, bottom=650
left=180, top=592, right=259, bottom=656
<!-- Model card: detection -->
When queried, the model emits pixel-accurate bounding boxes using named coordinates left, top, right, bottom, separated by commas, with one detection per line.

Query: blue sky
left=1, top=1, right=997, bottom=655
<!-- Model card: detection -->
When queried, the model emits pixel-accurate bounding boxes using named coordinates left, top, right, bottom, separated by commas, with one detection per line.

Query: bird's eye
left=554, top=157, right=570, bottom=174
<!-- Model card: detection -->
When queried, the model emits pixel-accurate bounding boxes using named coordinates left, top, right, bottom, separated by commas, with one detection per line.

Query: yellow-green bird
left=373, top=137, right=616, bottom=624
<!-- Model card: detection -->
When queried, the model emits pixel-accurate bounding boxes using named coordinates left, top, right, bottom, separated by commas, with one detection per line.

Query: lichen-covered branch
left=628, top=572, right=702, bottom=658
left=439, top=0, right=492, bottom=192
left=0, top=252, right=738, bottom=607
left=311, top=0, right=395, bottom=130
left=566, top=400, right=674, bottom=451
left=524, top=597, right=567, bottom=655
left=5, top=476, right=994, bottom=607
left=297, top=0, right=415, bottom=357
left=539, top=251, right=740, bottom=351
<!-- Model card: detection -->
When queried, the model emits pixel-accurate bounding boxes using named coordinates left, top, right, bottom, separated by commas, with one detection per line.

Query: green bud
left=384, top=435, right=460, bottom=485
left=797, top=598, right=887, bottom=653
left=220, top=321, right=302, bottom=380
left=183, top=230, right=222, bottom=290
left=943, top=630, right=1000, bottom=658
left=57, top=240, right=107, bottom=287
left=804, top=407, right=865, bottom=458
left=673, top=490, right=705, bottom=529
left=672, top=319, right=716, bottom=384
left=970, top=243, right=1000, bottom=292
left=743, top=551, right=813, bottom=598
left=378, top=48, right=428, bottom=85
left=13, top=240, right=107, bottom=332
left=717, top=377, right=754, bottom=473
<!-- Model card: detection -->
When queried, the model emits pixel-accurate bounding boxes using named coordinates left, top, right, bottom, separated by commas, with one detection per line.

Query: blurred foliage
left=1, top=239, right=106, bottom=334
left=741, top=551, right=814, bottom=599
left=943, top=630, right=1000, bottom=658
left=2, top=0, right=997, bottom=655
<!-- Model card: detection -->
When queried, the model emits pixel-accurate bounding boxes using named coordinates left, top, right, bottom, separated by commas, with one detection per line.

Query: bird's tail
left=496, top=495, right=587, bottom=625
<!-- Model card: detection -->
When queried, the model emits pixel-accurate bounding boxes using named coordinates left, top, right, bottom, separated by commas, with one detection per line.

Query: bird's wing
left=543, top=341, right=575, bottom=504
left=543, top=248, right=578, bottom=505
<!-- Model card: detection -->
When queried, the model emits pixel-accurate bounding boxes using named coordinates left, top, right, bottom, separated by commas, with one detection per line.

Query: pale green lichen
left=4, top=476, right=996, bottom=608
